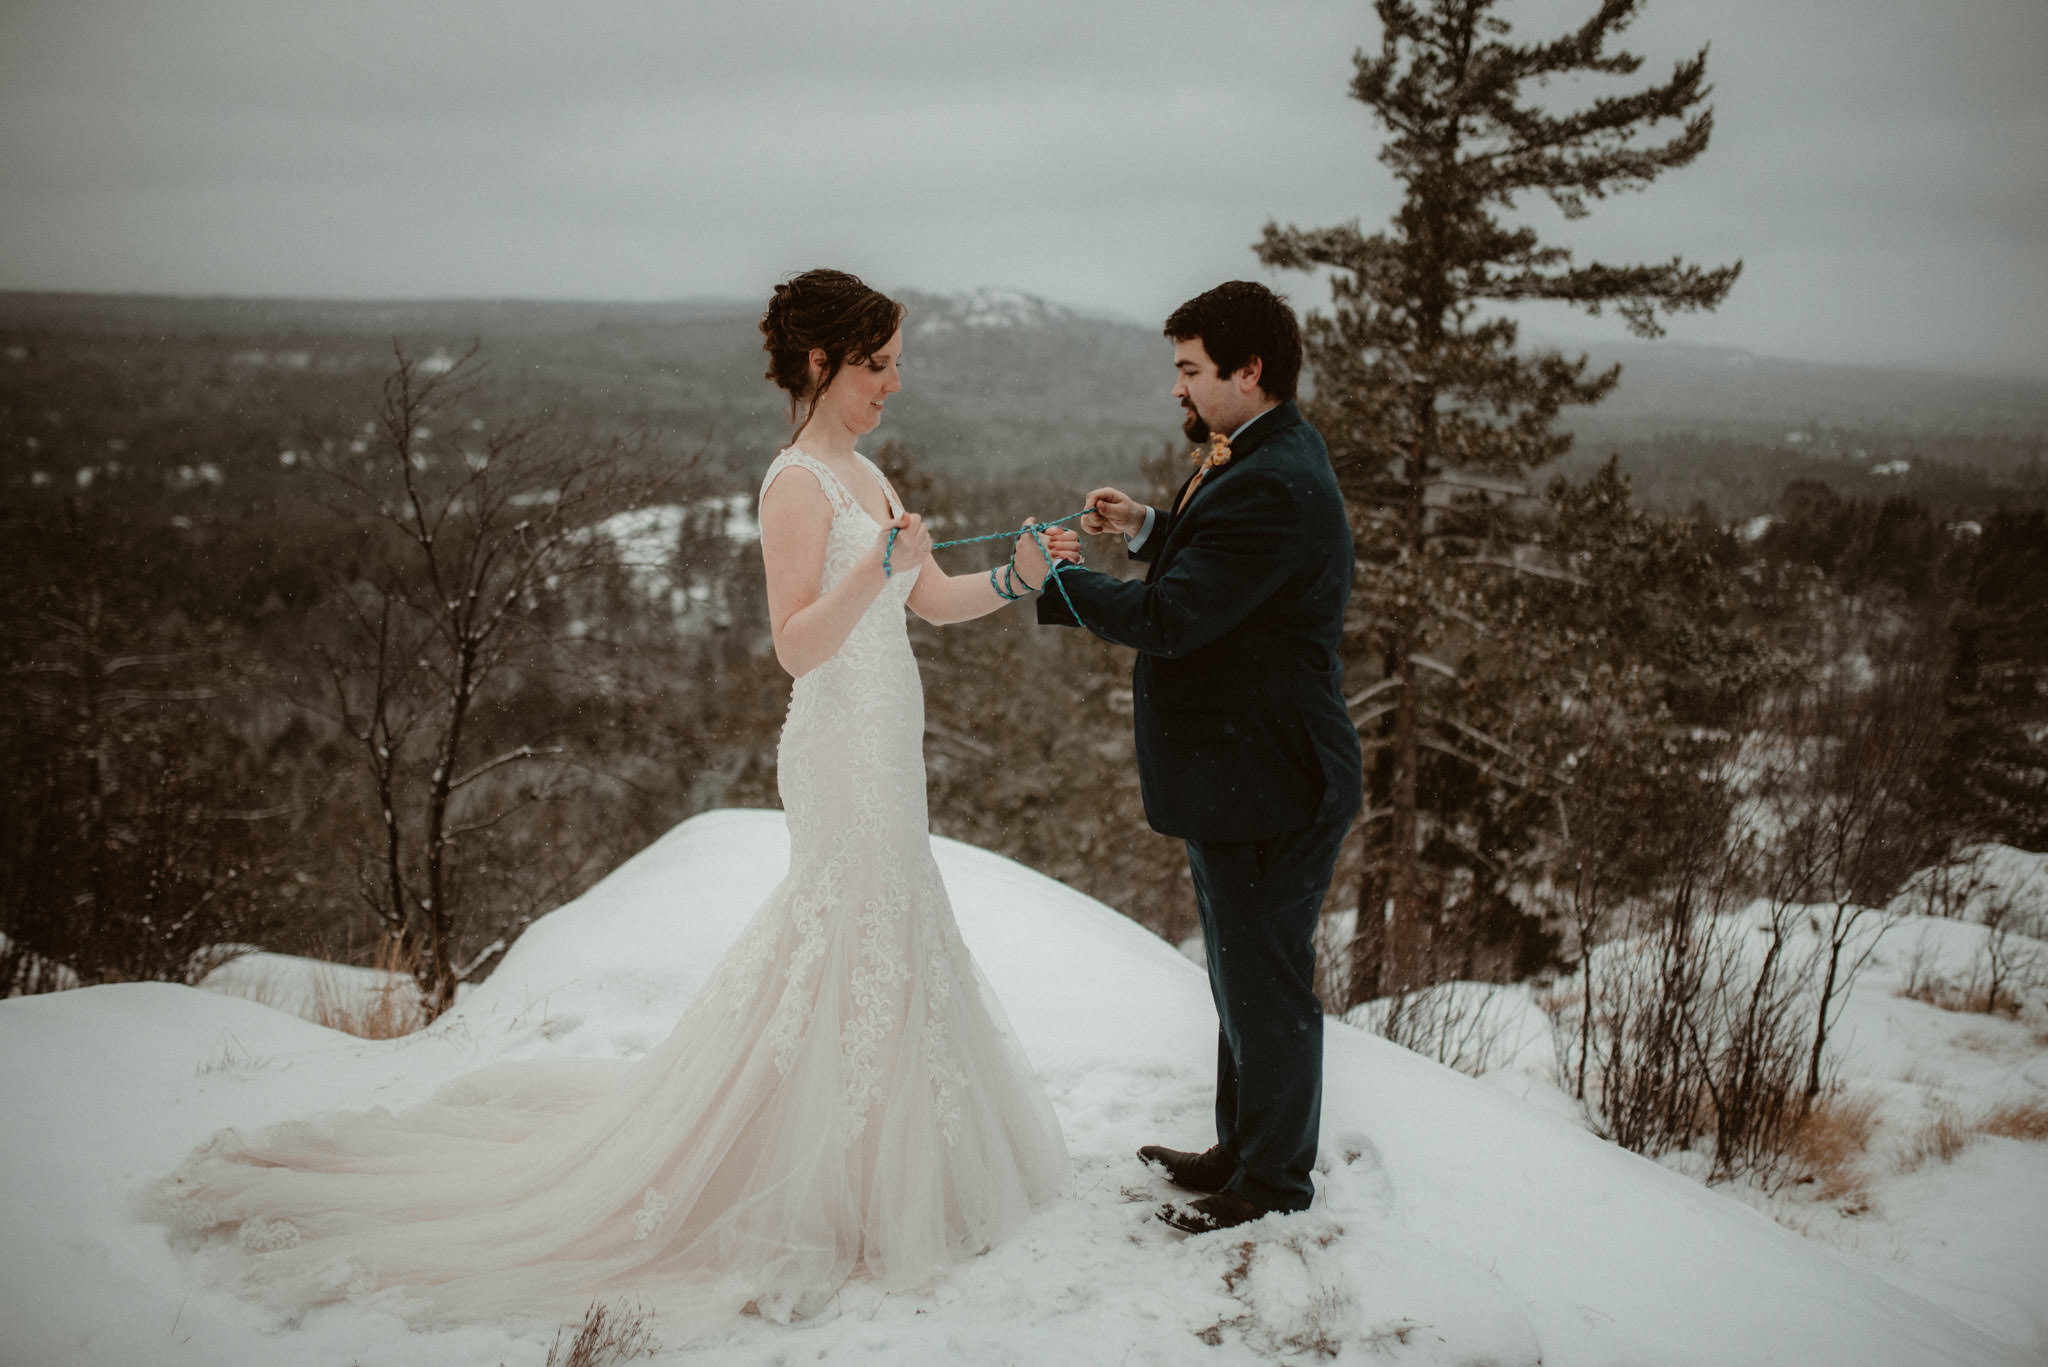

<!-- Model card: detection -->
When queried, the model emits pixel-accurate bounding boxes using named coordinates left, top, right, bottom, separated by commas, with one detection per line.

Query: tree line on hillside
left=1553, top=430, right=2047, bottom=523
left=0, top=289, right=1180, bottom=494
left=0, top=345, right=720, bottom=1002
left=0, top=340, right=1188, bottom=1007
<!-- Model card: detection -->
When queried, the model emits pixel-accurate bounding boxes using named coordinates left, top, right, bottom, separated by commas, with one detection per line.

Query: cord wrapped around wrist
left=880, top=506, right=1090, bottom=623
left=988, top=558, right=1037, bottom=601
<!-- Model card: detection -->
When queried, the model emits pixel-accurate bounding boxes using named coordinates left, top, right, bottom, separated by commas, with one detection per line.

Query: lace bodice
left=756, top=447, right=911, bottom=593
left=756, top=447, right=921, bottom=698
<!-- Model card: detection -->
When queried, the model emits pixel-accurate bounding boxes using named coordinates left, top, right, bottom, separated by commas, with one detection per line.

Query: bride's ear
left=806, top=347, right=829, bottom=390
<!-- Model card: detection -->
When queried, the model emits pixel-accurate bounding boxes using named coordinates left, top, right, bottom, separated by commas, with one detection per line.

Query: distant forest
left=2, top=291, right=2042, bottom=512
left=3, top=292, right=2044, bottom=1003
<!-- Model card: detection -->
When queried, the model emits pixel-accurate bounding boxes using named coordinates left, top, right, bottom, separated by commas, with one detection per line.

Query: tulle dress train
left=144, top=447, right=1069, bottom=1326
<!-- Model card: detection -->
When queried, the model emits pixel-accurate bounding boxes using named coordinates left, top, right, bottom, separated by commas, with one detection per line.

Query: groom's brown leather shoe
left=1157, top=1190, right=1271, bottom=1234
left=1137, top=1143, right=1233, bottom=1194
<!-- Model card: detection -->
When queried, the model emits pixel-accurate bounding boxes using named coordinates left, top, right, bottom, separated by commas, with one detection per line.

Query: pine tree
left=1257, top=0, right=1739, bottom=997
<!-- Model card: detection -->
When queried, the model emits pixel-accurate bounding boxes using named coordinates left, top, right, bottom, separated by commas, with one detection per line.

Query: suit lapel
left=1158, top=401, right=1301, bottom=553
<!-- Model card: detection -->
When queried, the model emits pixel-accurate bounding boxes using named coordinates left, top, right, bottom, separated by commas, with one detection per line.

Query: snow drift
left=0, top=810, right=2037, bottom=1366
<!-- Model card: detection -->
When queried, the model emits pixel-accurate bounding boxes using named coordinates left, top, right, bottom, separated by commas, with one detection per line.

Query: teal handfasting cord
left=884, top=507, right=1090, bottom=622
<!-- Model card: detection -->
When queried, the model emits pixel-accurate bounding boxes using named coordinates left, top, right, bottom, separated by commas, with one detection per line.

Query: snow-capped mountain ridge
left=902, top=286, right=1081, bottom=335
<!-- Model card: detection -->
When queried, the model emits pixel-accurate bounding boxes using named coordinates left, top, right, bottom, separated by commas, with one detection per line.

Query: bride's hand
left=877, top=512, right=930, bottom=575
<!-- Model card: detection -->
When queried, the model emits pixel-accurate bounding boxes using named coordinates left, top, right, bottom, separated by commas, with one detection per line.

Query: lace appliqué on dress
left=632, top=1187, right=670, bottom=1241
left=238, top=1217, right=303, bottom=1252
left=755, top=448, right=946, bottom=1139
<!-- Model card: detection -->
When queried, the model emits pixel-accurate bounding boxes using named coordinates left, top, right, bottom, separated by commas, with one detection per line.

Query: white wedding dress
left=145, top=447, right=1069, bottom=1326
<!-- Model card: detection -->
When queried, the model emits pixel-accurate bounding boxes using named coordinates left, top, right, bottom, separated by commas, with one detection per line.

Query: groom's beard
left=1181, top=405, right=1210, bottom=442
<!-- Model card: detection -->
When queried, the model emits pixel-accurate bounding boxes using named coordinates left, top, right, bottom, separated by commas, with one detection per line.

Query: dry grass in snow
left=200, top=940, right=429, bottom=1039
left=538, top=1299, right=661, bottom=1367
left=1974, top=1101, right=2048, bottom=1143
left=1897, top=1105, right=1972, bottom=1173
left=307, top=940, right=428, bottom=1040
left=1788, top=1093, right=1880, bottom=1210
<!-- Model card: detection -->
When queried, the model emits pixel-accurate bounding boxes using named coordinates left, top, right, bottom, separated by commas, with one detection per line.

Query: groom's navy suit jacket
left=1039, top=401, right=1363, bottom=843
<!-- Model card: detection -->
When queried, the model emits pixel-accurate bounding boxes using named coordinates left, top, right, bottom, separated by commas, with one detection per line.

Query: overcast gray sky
left=2, top=0, right=2042, bottom=377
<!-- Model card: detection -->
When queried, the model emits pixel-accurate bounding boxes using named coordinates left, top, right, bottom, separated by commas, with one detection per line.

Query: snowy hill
left=0, top=810, right=2039, bottom=1366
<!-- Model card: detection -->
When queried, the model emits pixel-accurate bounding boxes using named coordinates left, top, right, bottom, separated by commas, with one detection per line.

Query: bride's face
left=812, top=327, right=904, bottom=437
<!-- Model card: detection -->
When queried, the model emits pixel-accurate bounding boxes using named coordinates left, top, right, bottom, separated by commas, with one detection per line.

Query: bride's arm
left=904, top=559, right=1011, bottom=626
left=760, top=467, right=926, bottom=677
left=906, top=522, right=1080, bottom=626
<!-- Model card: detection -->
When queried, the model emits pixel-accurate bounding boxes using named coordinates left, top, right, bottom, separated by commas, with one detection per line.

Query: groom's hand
left=1081, top=487, right=1145, bottom=538
left=1043, top=526, right=1082, bottom=563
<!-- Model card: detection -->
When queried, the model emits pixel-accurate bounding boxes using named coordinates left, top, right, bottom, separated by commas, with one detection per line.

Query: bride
left=145, top=268, right=1076, bottom=1327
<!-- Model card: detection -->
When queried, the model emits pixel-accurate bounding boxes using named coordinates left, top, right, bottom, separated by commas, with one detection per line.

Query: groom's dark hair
left=1163, top=281, right=1303, bottom=402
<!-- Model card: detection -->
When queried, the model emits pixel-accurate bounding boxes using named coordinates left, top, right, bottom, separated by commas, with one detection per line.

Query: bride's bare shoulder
left=759, top=455, right=835, bottom=562
left=760, top=450, right=832, bottom=508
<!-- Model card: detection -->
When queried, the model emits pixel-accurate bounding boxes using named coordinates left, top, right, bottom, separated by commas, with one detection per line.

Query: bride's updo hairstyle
left=760, top=269, right=905, bottom=424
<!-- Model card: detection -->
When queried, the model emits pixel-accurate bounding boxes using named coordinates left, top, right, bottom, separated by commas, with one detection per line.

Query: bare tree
left=1761, top=636, right=1949, bottom=1100
left=1355, top=980, right=1522, bottom=1077
left=1571, top=780, right=1751, bottom=1161
left=1549, top=773, right=1819, bottom=1181
left=307, top=344, right=694, bottom=1018
left=1549, top=723, right=1741, bottom=1104
left=1891, top=844, right=1994, bottom=922
left=1689, top=863, right=1817, bottom=1182
left=1977, top=898, right=2045, bottom=1017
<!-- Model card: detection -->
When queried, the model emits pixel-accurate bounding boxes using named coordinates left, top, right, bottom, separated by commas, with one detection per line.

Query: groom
left=1035, top=281, right=1362, bottom=1232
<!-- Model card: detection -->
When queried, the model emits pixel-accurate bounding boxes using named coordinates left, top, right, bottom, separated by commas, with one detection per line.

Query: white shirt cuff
left=1125, top=505, right=1158, bottom=554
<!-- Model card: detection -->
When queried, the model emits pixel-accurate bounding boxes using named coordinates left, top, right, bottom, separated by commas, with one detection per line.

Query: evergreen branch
left=1353, top=703, right=1403, bottom=729
left=1436, top=601, right=1495, bottom=637
left=1481, top=54, right=1711, bottom=174
left=1460, top=555, right=1587, bottom=585
left=1426, top=472, right=1537, bottom=499
left=1441, top=713, right=1540, bottom=772
left=1347, top=676, right=1408, bottom=707
left=1419, top=734, right=1536, bottom=790
left=1416, top=810, right=1510, bottom=876
left=1485, top=257, right=1741, bottom=337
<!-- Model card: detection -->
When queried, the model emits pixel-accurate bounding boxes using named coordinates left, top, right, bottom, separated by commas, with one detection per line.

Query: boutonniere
left=1190, top=432, right=1232, bottom=471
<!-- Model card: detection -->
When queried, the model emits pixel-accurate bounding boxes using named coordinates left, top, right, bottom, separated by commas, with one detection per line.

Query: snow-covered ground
left=1419, top=908, right=2048, bottom=1356
left=2, top=812, right=2042, bottom=1366
left=1717, top=902, right=2048, bottom=1343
